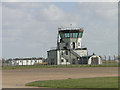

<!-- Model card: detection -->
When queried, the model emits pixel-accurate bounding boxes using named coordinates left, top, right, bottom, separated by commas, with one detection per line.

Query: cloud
left=2, top=2, right=69, bottom=58
left=77, top=2, right=118, bottom=21
left=2, top=2, right=118, bottom=58
left=76, top=2, right=118, bottom=56
left=42, top=4, right=65, bottom=21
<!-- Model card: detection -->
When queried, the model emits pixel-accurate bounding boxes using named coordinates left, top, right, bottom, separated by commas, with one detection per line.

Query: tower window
left=79, top=32, right=83, bottom=38
left=73, top=33, right=75, bottom=38
left=65, top=33, right=70, bottom=38
left=70, top=33, right=73, bottom=38
left=68, top=33, right=70, bottom=37
left=62, top=34, right=64, bottom=38
left=72, top=33, right=78, bottom=38
left=60, top=33, right=64, bottom=38
left=65, top=33, right=68, bottom=38
left=75, top=33, right=78, bottom=37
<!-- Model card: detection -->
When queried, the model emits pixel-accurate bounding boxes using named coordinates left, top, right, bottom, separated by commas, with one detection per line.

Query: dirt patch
left=2, top=67, right=118, bottom=88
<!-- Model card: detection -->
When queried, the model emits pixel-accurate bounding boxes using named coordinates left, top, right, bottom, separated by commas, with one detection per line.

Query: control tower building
left=47, top=27, right=102, bottom=65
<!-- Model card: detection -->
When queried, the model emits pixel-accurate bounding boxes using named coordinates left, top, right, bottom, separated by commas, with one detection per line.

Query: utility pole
left=104, top=55, right=106, bottom=64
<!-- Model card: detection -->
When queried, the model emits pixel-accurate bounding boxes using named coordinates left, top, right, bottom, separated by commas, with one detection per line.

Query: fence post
left=114, top=55, right=115, bottom=65
left=99, top=56, right=102, bottom=64
left=70, top=50, right=72, bottom=67
left=119, top=55, right=120, bottom=66
left=81, top=57, right=83, bottom=65
left=66, top=59, right=67, bottom=67
left=109, top=56, right=111, bottom=64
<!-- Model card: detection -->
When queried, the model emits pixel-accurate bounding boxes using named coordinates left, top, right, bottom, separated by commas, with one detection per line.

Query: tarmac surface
left=2, top=67, right=118, bottom=88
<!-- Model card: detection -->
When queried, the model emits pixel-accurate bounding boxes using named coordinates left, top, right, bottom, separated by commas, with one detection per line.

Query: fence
left=1, top=55, right=119, bottom=67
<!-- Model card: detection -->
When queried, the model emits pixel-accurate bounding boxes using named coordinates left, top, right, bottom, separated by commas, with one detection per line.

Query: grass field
left=1, top=62, right=119, bottom=70
left=26, top=77, right=118, bottom=88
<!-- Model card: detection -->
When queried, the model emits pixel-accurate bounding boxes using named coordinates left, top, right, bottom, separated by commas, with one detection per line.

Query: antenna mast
left=57, top=28, right=60, bottom=49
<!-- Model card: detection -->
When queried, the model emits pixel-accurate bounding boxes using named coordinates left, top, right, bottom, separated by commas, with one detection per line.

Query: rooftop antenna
left=70, top=24, right=73, bottom=30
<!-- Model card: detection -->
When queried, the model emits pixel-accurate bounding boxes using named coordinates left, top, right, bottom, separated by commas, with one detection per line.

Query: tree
left=2, top=58, right=6, bottom=67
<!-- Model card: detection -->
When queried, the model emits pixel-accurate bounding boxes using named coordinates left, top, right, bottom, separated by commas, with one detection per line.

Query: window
left=66, top=50, right=68, bottom=55
left=68, top=33, right=70, bottom=37
left=64, top=33, right=70, bottom=38
left=66, top=43, right=68, bottom=47
left=73, top=33, right=77, bottom=38
left=72, top=59, right=75, bottom=64
left=66, top=59, right=69, bottom=62
left=79, top=32, right=83, bottom=38
left=62, top=34, right=64, bottom=38
left=60, top=33, right=64, bottom=38
left=61, top=59, right=64, bottom=62
left=75, top=33, right=78, bottom=37
left=61, top=52, right=63, bottom=55
left=78, top=42, right=80, bottom=46
left=70, top=33, right=73, bottom=38
left=60, top=33, right=82, bottom=38
left=65, top=33, right=68, bottom=38
left=73, top=33, right=75, bottom=38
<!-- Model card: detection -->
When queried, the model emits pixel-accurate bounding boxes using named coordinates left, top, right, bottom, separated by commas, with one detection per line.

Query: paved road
left=2, top=67, right=118, bottom=88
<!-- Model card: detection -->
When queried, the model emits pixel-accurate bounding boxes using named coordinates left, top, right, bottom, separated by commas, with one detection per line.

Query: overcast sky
left=2, top=2, right=118, bottom=59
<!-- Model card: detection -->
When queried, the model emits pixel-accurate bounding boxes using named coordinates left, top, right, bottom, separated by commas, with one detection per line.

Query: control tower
left=47, top=27, right=102, bottom=65
left=58, top=27, right=83, bottom=49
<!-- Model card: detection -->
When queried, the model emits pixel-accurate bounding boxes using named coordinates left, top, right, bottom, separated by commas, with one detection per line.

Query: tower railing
left=70, top=49, right=81, bottom=58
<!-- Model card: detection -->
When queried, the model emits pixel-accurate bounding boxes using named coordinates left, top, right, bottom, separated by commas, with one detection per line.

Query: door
left=73, top=42, right=75, bottom=49
left=72, top=59, right=75, bottom=64
left=91, top=57, right=98, bottom=65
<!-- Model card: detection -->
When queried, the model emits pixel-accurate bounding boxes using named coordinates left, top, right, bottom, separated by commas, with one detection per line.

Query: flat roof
left=47, top=48, right=87, bottom=52
left=8, top=57, right=44, bottom=60
left=59, top=29, right=84, bottom=33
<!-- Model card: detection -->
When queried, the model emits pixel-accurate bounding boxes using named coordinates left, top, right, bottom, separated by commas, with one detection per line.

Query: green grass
left=1, top=63, right=119, bottom=70
left=26, top=77, right=118, bottom=88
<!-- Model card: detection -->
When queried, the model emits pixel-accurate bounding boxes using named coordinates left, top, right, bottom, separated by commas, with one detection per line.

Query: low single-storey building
left=8, top=57, right=46, bottom=66
left=88, top=55, right=102, bottom=65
